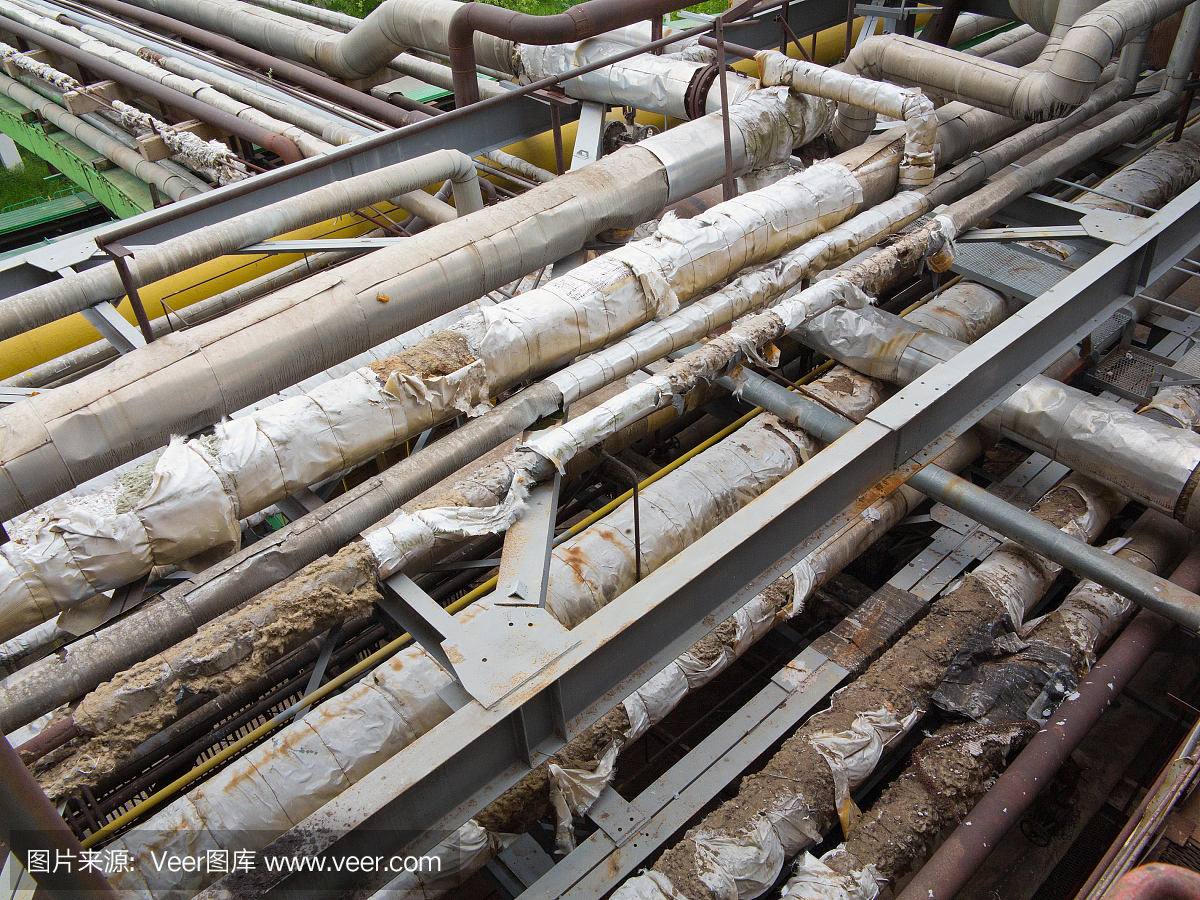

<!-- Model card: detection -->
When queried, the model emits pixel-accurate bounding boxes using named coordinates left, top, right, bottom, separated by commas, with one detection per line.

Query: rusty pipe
left=896, top=543, right=1200, bottom=900
left=1103, top=866, right=1200, bottom=900
left=1106, top=866, right=1200, bottom=900
left=0, top=735, right=120, bottom=899
left=0, top=13, right=304, bottom=164
left=79, top=0, right=428, bottom=127
left=447, top=0, right=697, bottom=107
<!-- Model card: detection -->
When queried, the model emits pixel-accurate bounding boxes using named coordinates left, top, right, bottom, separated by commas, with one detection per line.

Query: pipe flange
left=684, top=62, right=720, bottom=120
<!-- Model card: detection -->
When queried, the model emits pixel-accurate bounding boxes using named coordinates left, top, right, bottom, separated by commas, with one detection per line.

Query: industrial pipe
left=0, top=72, right=198, bottom=201
left=84, top=0, right=428, bottom=127
left=446, top=0, right=697, bottom=107
left=0, top=149, right=480, bottom=343
left=833, top=0, right=1194, bottom=147
left=0, top=12, right=303, bottom=164
left=0, top=735, right=121, bottom=900
left=729, top=370, right=1200, bottom=632
left=1103, top=866, right=1200, bottom=900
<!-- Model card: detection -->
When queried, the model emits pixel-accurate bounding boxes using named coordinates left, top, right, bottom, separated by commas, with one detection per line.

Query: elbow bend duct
left=0, top=13, right=303, bottom=165
left=0, top=149, right=483, bottom=343
left=834, top=0, right=1194, bottom=147
left=446, top=0, right=699, bottom=107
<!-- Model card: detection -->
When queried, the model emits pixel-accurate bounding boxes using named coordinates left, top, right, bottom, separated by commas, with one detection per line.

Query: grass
left=326, top=0, right=729, bottom=21
left=0, top=147, right=65, bottom=211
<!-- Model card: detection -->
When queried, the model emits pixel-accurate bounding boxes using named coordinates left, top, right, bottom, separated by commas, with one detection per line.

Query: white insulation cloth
left=0, top=161, right=865, bottom=642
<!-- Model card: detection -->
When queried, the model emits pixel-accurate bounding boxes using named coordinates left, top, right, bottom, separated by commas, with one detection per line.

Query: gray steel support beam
left=203, top=155, right=1200, bottom=900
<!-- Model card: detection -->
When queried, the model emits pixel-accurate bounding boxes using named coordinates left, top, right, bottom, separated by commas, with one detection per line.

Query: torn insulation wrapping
left=756, top=51, right=936, bottom=187
left=615, top=474, right=1122, bottom=900
left=550, top=742, right=620, bottom=853
left=0, top=162, right=867, bottom=642
left=1139, top=341, right=1200, bottom=428
left=781, top=852, right=881, bottom=900
left=516, top=40, right=756, bottom=120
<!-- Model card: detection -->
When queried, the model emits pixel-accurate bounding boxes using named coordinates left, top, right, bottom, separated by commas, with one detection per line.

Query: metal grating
left=1158, top=839, right=1200, bottom=872
left=951, top=242, right=1074, bottom=302
left=1088, top=345, right=1166, bottom=403
left=1090, top=309, right=1133, bottom=353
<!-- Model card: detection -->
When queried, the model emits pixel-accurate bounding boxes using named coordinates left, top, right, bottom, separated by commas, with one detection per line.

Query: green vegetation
left=0, top=147, right=65, bottom=211
left=326, top=0, right=728, bottom=21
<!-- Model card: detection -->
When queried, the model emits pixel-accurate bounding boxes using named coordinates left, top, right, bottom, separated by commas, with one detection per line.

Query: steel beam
left=200, top=111, right=1200, bottom=900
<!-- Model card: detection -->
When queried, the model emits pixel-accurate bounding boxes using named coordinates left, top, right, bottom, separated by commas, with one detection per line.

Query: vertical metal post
left=714, top=17, right=737, bottom=203
left=779, top=0, right=791, bottom=52
left=550, top=102, right=566, bottom=176
left=846, top=0, right=855, bottom=58
left=650, top=15, right=663, bottom=54
left=98, top=242, right=155, bottom=344
left=1174, top=87, right=1196, bottom=142
left=0, top=736, right=121, bottom=899
left=601, top=452, right=642, bottom=582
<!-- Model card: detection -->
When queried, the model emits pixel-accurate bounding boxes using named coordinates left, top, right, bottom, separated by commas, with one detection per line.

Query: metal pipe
left=0, top=12, right=303, bottom=164
left=1103, top=866, right=1200, bottom=900
left=895, top=543, right=1194, bottom=900
left=0, top=149, right=480, bottom=342
left=0, top=71, right=198, bottom=200
left=83, top=0, right=426, bottom=127
left=0, top=735, right=121, bottom=899
left=446, top=0, right=700, bottom=106
left=732, top=370, right=1200, bottom=631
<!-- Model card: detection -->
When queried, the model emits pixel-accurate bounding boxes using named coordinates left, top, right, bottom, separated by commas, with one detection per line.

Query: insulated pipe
left=731, top=371, right=1200, bottom=631
left=756, top=49, right=937, bottom=186
left=445, top=0, right=697, bottom=107
left=0, top=184, right=927, bottom=734
left=0, top=149, right=480, bottom=342
left=833, top=0, right=1194, bottom=142
left=0, top=92, right=807, bottom=521
left=84, top=0, right=426, bottom=128
left=0, top=735, right=121, bottom=900
left=0, top=71, right=197, bottom=200
left=1, top=246, right=372, bottom=391
left=797, top=304, right=1200, bottom=527
left=894, top=545, right=1200, bottom=900
left=0, top=12, right=303, bottom=164
left=0, top=3, right=334, bottom=158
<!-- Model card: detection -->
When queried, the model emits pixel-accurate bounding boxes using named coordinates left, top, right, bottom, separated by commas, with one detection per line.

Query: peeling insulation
left=615, top=475, right=1122, bottom=900
left=0, top=161, right=866, bottom=643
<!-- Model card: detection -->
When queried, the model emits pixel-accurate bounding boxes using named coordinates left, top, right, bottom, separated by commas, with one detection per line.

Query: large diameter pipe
left=446, top=0, right=697, bottom=106
left=0, top=13, right=303, bottom=165
left=0, top=149, right=481, bottom=342
left=836, top=0, right=1192, bottom=142
left=1103, top=865, right=1200, bottom=900
left=895, top=545, right=1200, bottom=900
left=84, top=0, right=426, bottom=128
left=0, top=735, right=121, bottom=900
left=0, top=72, right=198, bottom=201
left=734, top=372, right=1200, bottom=631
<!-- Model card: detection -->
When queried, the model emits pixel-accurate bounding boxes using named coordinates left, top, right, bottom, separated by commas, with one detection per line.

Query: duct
left=831, top=0, right=1192, bottom=145
left=514, top=38, right=757, bottom=120
left=0, top=148, right=480, bottom=343
left=0, top=1, right=334, bottom=158
left=0, top=161, right=865, bottom=641
left=757, top=50, right=937, bottom=187
left=0, top=71, right=197, bottom=201
left=797, top=301, right=1200, bottom=525
left=615, top=473, right=1124, bottom=900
